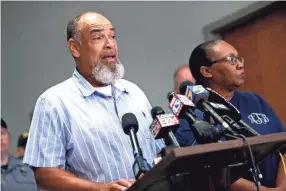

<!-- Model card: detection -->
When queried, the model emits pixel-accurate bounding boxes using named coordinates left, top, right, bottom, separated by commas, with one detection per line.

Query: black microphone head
left=206, top=87, right=241, bottom=121
left=205, top=87, right=225, bottom=103
left=167, top=91, right=175, bottom=102
left=122, top=113, right=139, bottom=134
left=151, top=106, right=165, bottom=119
left=179, top=80, right=194, bottom=95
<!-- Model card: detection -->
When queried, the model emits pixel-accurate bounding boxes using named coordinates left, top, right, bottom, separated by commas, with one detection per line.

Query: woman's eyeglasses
left=210, top=56, right=244, bottom=65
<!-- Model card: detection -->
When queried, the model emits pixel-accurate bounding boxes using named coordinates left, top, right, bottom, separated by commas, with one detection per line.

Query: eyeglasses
left=210, top=56, right=244, bottom=65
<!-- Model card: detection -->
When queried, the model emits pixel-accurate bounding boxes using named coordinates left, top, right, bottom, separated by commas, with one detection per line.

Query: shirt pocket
left=11, top=166, right=38, bottom=188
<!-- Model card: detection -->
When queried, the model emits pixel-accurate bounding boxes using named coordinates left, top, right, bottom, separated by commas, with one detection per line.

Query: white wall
left=1, top=1, right=255, bottom=153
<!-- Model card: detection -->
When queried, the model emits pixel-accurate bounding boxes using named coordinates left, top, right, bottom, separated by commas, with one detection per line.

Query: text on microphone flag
left=150, top=120, right=161, bottom=138
left=190, top=85, right=208, bottom=94
left=157, top=114, right=180, bottom=127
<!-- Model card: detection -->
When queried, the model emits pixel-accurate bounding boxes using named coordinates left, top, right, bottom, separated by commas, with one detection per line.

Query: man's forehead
left=80, top=13, right=113, bottom=29
left=178, top=67, right=191, bottom=76
left=181, top=66, right=191, bottom=72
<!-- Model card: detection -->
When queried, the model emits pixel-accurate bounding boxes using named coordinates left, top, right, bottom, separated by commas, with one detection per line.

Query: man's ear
left=200, top=66, right=212, bottom=79
left=68, top=39, right=80, bottom=58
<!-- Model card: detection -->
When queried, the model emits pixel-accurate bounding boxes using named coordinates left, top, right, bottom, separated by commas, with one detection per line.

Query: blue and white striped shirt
left=23, top=68, right=165, bottom=183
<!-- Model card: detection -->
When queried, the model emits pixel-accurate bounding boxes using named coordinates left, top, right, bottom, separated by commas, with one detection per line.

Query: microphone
left=180, top=81, right=209, bottom=104
left=122, top=113, right=151, bottom=179
left=179, top=81, right=235, bottom=135
left=206, top=87, right=241, bottom=121
left=150, top=106, right=180, bottom=147
left=206, top=102, right=232, bottom=124
left=167, top=91, right=196, bottom=121
left=206, top=87, right=260, bottom=137
left=168, top=92, right=221, bottom=144
left=205, top=89, right=262, bottom=185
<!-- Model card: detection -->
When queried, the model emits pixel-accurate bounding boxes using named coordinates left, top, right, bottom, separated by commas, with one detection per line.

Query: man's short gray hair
left=66, top=12, right=90, bottom=45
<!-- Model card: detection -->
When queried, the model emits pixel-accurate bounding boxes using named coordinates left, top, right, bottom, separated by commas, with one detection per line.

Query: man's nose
left=104, top=37, right=113, bottom=49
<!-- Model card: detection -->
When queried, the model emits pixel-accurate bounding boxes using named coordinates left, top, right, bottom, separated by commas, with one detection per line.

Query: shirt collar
left=5, top=156, right=21, bottom=172
left=72, top=68, right=129, bottom=97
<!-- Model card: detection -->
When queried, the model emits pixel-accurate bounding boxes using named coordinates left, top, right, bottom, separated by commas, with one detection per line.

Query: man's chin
left=93, top=74, right=120, bottom=86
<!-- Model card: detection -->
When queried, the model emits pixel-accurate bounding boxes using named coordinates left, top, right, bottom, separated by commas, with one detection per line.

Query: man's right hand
left=34, top=168, right=136, bottom=191
left=101, top=179, right=135, bottom=191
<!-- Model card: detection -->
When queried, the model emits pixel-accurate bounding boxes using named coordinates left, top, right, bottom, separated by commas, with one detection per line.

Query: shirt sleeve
left=23, top=96, right=67, bottom=169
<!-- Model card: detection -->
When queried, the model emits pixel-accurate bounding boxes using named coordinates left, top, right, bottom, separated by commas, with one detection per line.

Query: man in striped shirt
left=23, top=11, right=165, bottom=191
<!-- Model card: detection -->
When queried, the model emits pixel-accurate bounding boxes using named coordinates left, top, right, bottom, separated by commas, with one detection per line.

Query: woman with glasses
left=174, top=40, right=286, bottom=191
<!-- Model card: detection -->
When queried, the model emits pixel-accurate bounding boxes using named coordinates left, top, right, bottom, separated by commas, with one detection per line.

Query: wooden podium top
left=127, top=132, right=286, bottom=191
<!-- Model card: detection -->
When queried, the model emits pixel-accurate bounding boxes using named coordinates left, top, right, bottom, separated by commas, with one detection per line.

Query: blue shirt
left=1, top=156, right=40, bottom=191
left=175, top=91, right=286, bottom=187
left=23, top=68, right=165, bottom=183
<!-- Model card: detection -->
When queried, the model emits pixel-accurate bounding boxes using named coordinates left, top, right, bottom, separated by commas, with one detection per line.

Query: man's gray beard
left=92, top=59, right=125, bottom=85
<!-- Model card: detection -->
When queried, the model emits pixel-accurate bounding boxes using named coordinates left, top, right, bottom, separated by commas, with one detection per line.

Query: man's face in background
left=174, top=66, right=195, bottom=93
left=1, top=127, right=10, bottom=153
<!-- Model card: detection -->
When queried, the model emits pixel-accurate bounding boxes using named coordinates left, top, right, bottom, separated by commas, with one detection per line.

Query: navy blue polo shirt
left=174, top=91, right=286, bottom=187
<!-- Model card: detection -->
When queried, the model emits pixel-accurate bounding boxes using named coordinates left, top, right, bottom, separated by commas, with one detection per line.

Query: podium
left=127, top=132, right=286, bottom=191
